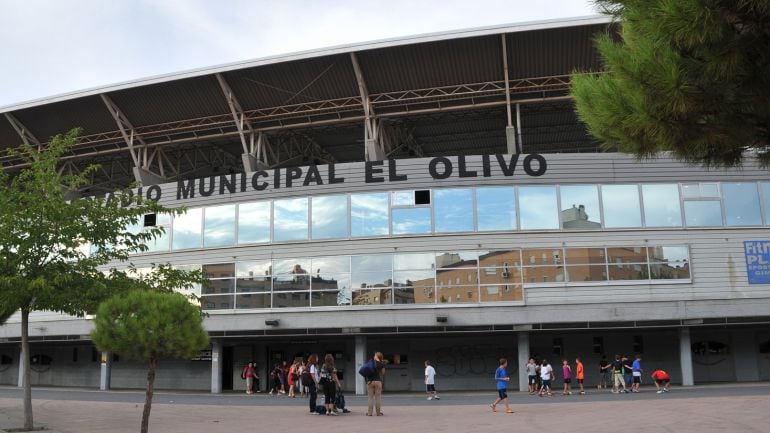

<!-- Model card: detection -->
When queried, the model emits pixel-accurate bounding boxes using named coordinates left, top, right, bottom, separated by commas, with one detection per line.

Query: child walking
left=538, top=359, right=554, bottom=397
left=490, top=358, right=514, bottom=413
left=561, top=360, right=572, bottom=395
left=575, top=357, right=585, bottom=395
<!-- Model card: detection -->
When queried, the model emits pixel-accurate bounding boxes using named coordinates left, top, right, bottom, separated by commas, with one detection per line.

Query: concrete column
left=99, top=351, right=112, bottom=391
left=517, top=332, right=530, bottom=392
left=211, top=340, right=222, bottom=394
left=505, top=126, right=518, bottom=155
left=17, top=346, right=25, bottom=388
left=354, top=336, right=367, bottom=396
left=679, top=328, right=694, bottom=386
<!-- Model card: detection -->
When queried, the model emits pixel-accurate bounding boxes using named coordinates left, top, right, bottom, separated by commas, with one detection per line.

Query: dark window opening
left=72, top=347, right=78, bottom=363
left=415, top=190, right=430, bottom=205
left=592, top=336, right=604, bottom=354
left=143, top=213, right=157, bottom=227
left=632, top=335, right=644, bottom=354
left=552, top=338, right=563, bottom=356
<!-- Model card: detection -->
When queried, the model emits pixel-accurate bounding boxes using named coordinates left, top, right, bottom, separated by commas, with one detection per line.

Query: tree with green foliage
left=571, top=0, right=770, bottom=167
left=92, top=290, right=209, bottom=433
left=0, top=129, right=189, bottom=431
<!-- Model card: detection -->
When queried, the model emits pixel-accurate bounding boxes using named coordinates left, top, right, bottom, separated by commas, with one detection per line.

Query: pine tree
left=571, top=0, right=770, bottom=167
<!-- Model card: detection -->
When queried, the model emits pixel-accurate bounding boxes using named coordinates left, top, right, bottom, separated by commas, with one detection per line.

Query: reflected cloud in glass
left=351, top=193, right=388, bottom=237
left=312, top=195, right=348, bottom=239
left=434, top=188, right=473, bottom=232
left=476, top=187, right=516, bottom=231
left=274, top=198, right=308, bottom=241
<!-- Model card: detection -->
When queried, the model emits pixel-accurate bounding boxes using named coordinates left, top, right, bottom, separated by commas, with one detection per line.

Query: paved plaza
left=1, top=384, right=769, bottom=433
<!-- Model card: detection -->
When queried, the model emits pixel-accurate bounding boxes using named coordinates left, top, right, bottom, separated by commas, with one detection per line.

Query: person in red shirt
left=575, top=357, right=585, bottom=395
left=651, top=369, right=671, bottom=393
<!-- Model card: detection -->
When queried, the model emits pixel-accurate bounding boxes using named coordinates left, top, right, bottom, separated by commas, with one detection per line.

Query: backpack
left=300, top=369, right=313, bottom=387
left=358, top=359, right=376, bottom=379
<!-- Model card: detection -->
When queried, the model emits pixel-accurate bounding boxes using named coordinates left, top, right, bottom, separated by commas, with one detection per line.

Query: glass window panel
left=722, top=183, right=762, bottom=226
left=522, top=266, right=565, bottom=284
left=519, top=186, right=559, bottom=229
left=560, top=185, right=601, bottom=229
left=566, top=265, right=607, bottom=282
left=701, top=183, right=719, bottom=197
left=608, top=264, right=648, bottom=281
left=606, top=247, right=648, bottom=263
left=312, top=195, right=349, bottom=239
left=479, top=267, right=522, bottom=285
left=436, top=268, right=478, bottom=287
left=480, top=285, right=522, bottom=302
left=392, top=207, right=431, bottom=235
left=235, top=293, right=271, bottom=309
left=145, top=229, right=170, bottom=252
left=476, top=187, right=516, bottom=231
left=273, top=275, right=310, bottom=291
left=203, top=263, right=235, bottom=278
left=236, top=260, right=272, bottom=278
left=202, top=279, right=234, bottom=295
left=650, top=261, right=690, bottom=279
left=522, top=248, right=563, bottom=266
left=393, top=270, right=434, bottom=287
left=352, top=288, right=392, bottom=306
left=351, top=270, right=392, bottom=289
left=351, top=255, right=392, bottom=272
left=273, top=258, right=310, bottom=275
left=762, top=182, right=770, bottom=224
left=203, top=204, right=235, bottom=247
left=201, top=294, right=233, bottom=310
left=312, top=274, right=350, bottom=291
left=436, top=251, right=479, bottom=268
left=682, top=183, right=699, bottom=198
left=236, top=277, right=271, bottom=293
left=437, top=286, right=478, bottom=304
left=351, top=193, right=389, bottom=237
left=311, top=256, right=350, bottom=274
left=479, top=249, right=522, bottom=269
left=273, top=197, right=308, bottom=241
left=684, top=201, right=723, bottom=227
left=272, top=291, right=310, bottom=308
left=394, top=253, right=434, bottom=270
left=172, top=208, right=203, bottom=249
left=434, top=188, right=473, bottom=233
left=237, top=202, right=270, bottom=244
left=649, top=246, right=689, bottom=263
left=172, top=264, right=202, bottom=297
left=602, top=185, right=642, bottom=228
left=392, top=191, right=415, bottom=206
left=312, top=290, right=351, bottom=307
left=564, top=248, right=605, bottom=265
left=642, top=184, right=682, bottom=227
left=405, top=286, right=436, bottom=304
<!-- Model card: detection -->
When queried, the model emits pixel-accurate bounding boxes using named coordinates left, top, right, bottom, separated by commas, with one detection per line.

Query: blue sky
left=0, top=0, right=596, bottom=108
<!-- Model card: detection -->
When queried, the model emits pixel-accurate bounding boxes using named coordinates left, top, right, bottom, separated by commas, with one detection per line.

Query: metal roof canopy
left=0, top=15, right=611, bottom=190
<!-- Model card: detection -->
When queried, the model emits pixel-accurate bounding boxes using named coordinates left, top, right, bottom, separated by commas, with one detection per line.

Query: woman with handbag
left=320, top=354, right=341, bottom=416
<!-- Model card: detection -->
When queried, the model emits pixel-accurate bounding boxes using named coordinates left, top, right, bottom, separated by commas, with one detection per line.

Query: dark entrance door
left=222, top=346, right=234, bottom=390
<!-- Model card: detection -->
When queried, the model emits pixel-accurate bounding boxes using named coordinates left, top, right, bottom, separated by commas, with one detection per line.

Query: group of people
left=525, top=357, right=586, bottom=397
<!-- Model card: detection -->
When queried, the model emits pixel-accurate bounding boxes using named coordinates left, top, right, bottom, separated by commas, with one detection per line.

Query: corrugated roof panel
left=10, top=95, right=116, bottom=142
left=506, top=23, right=607, bottom=78
left=358, top=34, right=503, bottom=94
left=107, top=75, right=228, bottom=127
left=222, top=54, right=359, bottom=110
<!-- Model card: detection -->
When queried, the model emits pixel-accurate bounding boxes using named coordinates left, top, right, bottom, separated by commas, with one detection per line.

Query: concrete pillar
left=99, top=351, right=112, bottom=391
left=517, top=332, right=530, bottom=392
left=17, top=346, right=24, bottom=388
left=679, top=328, right=694, bottom=386
left=354, top=336, right=367, bottom=396
left=211, top=340, right=222, bottom=394
left=505, top=126, right=518, bottom=155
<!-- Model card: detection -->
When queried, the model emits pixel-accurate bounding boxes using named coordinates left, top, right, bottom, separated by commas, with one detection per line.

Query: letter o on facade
left=145, top=185, right=162, bottom=201
left=523, top=154, right=547, bottom=177
left=429, top=157, right=453, bottom=179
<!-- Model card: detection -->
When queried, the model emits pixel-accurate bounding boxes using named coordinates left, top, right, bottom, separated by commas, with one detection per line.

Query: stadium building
left=1, top=16, right=770, bottom=394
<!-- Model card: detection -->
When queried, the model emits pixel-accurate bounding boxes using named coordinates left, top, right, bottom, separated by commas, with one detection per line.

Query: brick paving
left=1, top=387, right=769, bottom=433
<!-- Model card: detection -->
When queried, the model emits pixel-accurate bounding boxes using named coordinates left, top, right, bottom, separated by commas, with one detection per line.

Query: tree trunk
left=21, top=308, right=33, bottom=430
left=141, top=357, right=157, bottom=433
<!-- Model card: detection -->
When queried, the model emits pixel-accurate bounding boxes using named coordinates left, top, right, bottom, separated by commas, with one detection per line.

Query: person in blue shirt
left=490, top=358, right=514, bottom=413
left=631, top=354, right=643, bottom=393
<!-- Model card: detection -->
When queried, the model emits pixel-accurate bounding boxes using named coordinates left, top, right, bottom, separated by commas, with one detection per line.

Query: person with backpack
left=306, top=354, right=320, bottom=413
left=360, top=351, right=385, bottom=416
left=319, top=354, right=342, bottom=416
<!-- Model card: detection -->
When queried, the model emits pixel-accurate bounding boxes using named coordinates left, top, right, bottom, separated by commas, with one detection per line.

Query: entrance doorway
left=222, top=346, right=234, bottom=390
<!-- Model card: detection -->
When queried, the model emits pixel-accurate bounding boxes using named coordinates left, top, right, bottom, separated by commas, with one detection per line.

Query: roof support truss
left=4, top=112, right=41, bottom=149
left=100, top=94, right=172, bottom=185
left=350, top=52, right=384, bottom=161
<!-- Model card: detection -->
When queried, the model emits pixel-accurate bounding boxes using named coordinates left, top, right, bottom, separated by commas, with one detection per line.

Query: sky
left=0, top=0, right=596, bottom=108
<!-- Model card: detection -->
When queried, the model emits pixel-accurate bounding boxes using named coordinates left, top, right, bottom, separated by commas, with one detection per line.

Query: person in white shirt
left=538, top=359, right=554, bottom=397
left=424, top=360, right=439, bottom=400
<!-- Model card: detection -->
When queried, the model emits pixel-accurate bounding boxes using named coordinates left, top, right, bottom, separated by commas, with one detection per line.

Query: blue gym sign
left=744, top=240, right=770, bottom=284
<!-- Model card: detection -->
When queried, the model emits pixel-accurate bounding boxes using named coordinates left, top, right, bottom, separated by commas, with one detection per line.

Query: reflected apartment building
left=1, top=17, right=769, bottom=393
